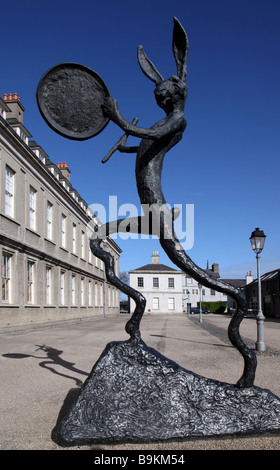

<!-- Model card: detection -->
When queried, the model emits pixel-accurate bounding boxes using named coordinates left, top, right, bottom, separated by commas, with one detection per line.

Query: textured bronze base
left=53, top=337, right=280, bottom=447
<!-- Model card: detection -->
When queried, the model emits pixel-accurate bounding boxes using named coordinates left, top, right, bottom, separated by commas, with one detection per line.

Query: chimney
left=4, top=93, right=25, bottom=123
left=245, top=271, right=253, bottom=285
left=152, top=250, right=159, bottom=264
left=212, top=263, right=219, bottom=273
left=57, top=162, right=71, bottom=182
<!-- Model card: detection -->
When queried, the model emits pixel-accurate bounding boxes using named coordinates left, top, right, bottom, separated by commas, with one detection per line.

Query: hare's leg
left=90, top=237, right=146, bottom=338
left=157, top=214, right=257, bottom=388
left=90, top=215, right=150, bottom=338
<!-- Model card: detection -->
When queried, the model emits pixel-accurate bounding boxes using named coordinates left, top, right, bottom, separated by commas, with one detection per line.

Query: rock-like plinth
left=53, top=337, right=280, bottom=447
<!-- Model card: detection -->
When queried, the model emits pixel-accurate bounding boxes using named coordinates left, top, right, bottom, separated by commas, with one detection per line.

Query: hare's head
left=137, top=17, right=189, bottom=114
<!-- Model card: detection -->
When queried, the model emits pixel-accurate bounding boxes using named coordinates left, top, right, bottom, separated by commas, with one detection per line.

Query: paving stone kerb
left=0, top=313, right=279, bottom=450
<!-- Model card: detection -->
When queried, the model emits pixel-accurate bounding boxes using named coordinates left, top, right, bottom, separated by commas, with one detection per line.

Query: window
left=46, top=266, right=52, bottom=304
left=137, top=277, right=144, bottom=287
left=81, top=277, right=85, bottom=305
left=88, top=244, right=92, bottom=264
left=46, top=202, right=53, bottom=239
left=192, top=289, right=198, bottom=295
left=153, top=277, right=159, bottom=288
left=100, top=283, right=103, bottom=306
left=60, top=271, right=65, bottom=305
left=168, top=278, right=175, bottom=288
left=72, top=223, right=76, bottom=253
left=71, top=275, right=76, bottom=305
left=94, top=282, right=98, bottom=306
left=168, top=297, right=175, bottom=310
left=210, top=289, right=215, bottom=296
left=2, top=252, right=12, bottom=302
left=153, top=297, right=159, bottom=310
left=5, top=167, right=15, bottom=217
left=88, top=280, right=92, bottom=306
left=27, top=261, right=35, bottom=303
left=81, top=231, right=85, bottom=259
left=61, top=214, right=66, bottom=248
left=108, top=286, right=111, bottom=307
left=29, top=187, right=36, bottom=230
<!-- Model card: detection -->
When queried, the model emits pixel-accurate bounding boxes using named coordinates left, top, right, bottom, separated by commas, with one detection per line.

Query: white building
left=182, top=263, right=228, bottom=312
left=181, top=264, right=252, bottom=312
left=129, top=251, right=183, bottom=314
left=129, top=252, right=252, bottom=315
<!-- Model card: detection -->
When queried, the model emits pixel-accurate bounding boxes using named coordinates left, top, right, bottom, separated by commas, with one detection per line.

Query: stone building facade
left=0, top=93, right=121, bottom=331
left=244, top=268, right=280, bottom=318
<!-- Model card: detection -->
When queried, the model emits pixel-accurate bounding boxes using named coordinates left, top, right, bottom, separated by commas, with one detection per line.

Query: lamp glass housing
left=250, top=227, right=266, bottom=254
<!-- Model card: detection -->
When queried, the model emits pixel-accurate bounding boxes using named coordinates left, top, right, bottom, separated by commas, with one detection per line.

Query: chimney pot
left=8, top=93, right=13, bottom=100
left=3, top=94, right=8, bottom=101
left=59, top=162, right=71, bottom=181
left=152, top=250, right=159, bottom=264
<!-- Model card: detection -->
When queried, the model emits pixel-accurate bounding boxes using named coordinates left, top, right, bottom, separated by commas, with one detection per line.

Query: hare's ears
left=172, top=17, right=189, bottom=82
left=137, top=17, right=189, bottom=85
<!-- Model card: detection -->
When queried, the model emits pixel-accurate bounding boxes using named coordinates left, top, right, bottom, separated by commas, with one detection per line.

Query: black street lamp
left=250, top=228, right=266, bottom=351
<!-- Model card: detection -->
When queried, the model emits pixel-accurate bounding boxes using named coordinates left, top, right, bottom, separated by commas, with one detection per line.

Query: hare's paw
left=102, top=97, right=119, bottom=120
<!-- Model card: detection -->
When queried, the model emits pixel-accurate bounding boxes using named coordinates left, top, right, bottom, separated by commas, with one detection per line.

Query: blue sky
left=2, top=0, right=280, bottom=279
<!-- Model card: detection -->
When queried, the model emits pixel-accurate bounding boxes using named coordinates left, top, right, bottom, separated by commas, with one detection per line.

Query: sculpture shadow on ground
left=2, top=344, right=88, bottom=387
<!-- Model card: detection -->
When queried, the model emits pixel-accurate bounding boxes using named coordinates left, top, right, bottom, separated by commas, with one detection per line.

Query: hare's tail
left=159, top=234, right=257, bottom=389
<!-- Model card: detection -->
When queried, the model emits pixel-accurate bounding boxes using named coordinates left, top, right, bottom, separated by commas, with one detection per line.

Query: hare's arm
left=103, top=98, right=161, bottom=139
left=118, top=145, right=139, bottom=153
left=111, top=107, right=185, bottom=140
left=109, top=106, right=158, bottom=139
left=103, top=98, right=186, bottom=139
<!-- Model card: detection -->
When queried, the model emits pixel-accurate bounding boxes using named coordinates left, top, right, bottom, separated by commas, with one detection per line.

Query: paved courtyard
left=0, top=312, right=279, bottom=450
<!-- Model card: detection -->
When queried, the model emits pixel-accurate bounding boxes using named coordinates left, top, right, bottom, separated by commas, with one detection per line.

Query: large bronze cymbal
left=36, top=63, right=110, bottom=140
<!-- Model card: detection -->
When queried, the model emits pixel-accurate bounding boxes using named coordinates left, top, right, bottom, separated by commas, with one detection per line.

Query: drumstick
left=102, top=117, right=138, bottom=163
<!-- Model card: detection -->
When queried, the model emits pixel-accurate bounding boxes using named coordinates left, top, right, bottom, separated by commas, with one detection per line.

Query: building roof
left=247, top=268, right=280, bottom=286
left=130, top=263, right=179, bottom=273
left=6, top=117, right=32, bottom=137
left=205, top=269, right=220, bottom=278
left=222, top=279, right=246, bottom=288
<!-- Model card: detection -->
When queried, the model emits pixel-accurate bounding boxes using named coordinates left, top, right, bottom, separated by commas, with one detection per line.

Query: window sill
left=1, top=213, right=21, bottom=226
left=26, top=227, right=41, bottom=238
left=0, top=303, right=19, bottom=308
left=44, top=237, right=56, bottom=246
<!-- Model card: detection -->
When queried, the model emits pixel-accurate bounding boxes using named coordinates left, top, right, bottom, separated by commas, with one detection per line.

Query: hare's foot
left=125, top=295, right=146, bottom=339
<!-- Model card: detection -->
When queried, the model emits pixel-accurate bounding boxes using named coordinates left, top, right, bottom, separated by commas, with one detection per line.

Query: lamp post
left=249, top=227, right=266, bottom=351
left=198, top=283, right=202, bottom=323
